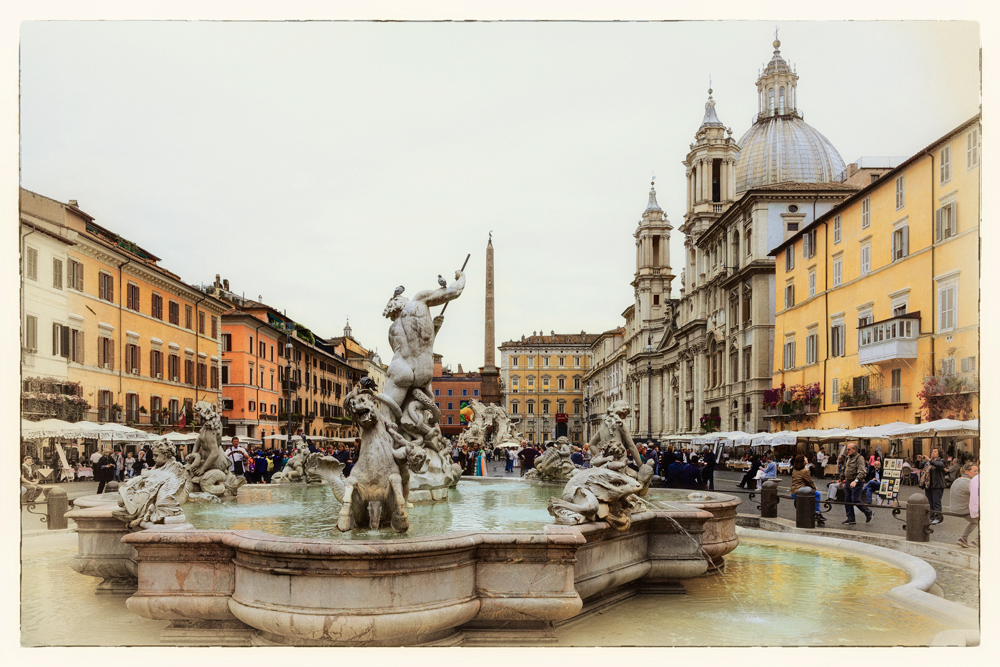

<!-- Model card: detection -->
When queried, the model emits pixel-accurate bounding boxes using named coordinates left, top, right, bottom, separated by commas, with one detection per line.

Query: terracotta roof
left=745, top=181, right=860, bottom=193
left=500, top=333, right=600, bottom=347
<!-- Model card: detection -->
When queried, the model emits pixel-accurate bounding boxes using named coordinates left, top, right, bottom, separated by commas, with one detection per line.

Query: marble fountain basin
left=65, top=478, right=740, bottom=646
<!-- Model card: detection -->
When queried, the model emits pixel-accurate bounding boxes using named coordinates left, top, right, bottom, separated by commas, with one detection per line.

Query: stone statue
left=114, top=440, right=189, bottom=530
left=548, top=401, right=654, bottom=531
left=526, top=436, right=578, bottom=482
left=184, top=401, right=246, bottom=498
left=272, top=438, right=319, bottom=484
left=547, top=465, right=645, bottom=531
left=368, top=269, right=466, bottom=501
left=309, top=385, right=426, bottom=532
left=457, top=399, right=522, bottom=449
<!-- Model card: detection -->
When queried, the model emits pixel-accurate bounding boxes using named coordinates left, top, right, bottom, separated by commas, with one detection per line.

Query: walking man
left=842, top=442, right=873, bottom=525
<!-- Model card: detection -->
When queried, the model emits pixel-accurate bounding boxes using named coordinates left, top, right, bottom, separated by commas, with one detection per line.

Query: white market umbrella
left=21, top=418, right=80, bottom=440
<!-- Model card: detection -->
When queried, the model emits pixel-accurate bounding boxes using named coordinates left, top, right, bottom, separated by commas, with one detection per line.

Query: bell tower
left=632, top=179, right=674, bottom=328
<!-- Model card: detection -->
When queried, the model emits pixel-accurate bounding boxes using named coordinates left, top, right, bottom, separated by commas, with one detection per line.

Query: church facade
left=622, top=37, right=862, bottom=439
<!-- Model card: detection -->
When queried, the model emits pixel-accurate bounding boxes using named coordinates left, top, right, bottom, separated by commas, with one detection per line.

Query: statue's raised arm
left=413, top=270, right=465, bottom=308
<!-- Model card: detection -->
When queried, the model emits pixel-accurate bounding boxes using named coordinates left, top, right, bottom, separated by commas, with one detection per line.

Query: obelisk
left=480, top=234, right=501, bottom=406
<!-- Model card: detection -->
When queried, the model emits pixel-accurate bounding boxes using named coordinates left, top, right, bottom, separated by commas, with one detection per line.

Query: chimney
left=68, top=199, right=79, bottom=207
left=224, top=278, right=230, bottom=291
left=457, top=364, right=464, bottom=374
left=215, top=274, right=221, bottom=288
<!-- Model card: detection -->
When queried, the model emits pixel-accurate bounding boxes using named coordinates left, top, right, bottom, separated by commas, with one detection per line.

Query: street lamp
left=285, top=329, right=295, bottom=447
left=646, top=333, right=653, bottom=443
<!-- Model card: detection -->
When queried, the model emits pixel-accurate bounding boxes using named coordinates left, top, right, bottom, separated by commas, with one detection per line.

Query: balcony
left=763, top=402, right=820, bottom=422
left=857, top=312, right=920, bottom=365
left=922, top=372, right=978, bottom=395
left=838, top=386, right=909, bottom=411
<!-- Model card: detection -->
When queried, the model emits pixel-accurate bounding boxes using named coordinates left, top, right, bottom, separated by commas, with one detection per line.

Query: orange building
left=432, top=354, right=483, bottom=437
left=19, top=189, right=228, bottom=432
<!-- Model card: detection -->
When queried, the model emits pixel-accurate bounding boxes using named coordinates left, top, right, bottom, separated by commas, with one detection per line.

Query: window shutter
left=53, top=323, right=59, bottom=356
left=952, top=202, right=958, bottom=236
left=935, top=208, right=943, bottom=241
left=109, top=339, right=115, bottom=370
left=76, top=262, right=84, bottom=290
left=98, top=337, right=105, bottom=367
left=61, top=325, right=70, bottom=358
left=902, top=226, right=909, bottom=257
left=99, top=275, right=105, bottom=300
left=150, top=349, right=156, bottom=377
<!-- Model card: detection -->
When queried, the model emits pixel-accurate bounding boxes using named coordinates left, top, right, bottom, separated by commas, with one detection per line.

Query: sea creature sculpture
left=547, top=465, right=645, bottom=531
left=527, top=436, right=578, bottom=482
left=309, top=385, right=425, bottom=532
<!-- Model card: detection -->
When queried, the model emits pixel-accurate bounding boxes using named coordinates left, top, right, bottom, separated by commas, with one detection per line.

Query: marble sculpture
left=114, top=440, right=189, bottom=529
left=526, top=436, right=578, bottom=482
left=183, top=401, right=246, bottom=498
left=548, top=400, right=654, bottom=530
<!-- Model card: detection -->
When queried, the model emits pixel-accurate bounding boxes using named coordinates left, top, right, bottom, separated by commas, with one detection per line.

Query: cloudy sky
left=18, top=19, right=980, bottom=372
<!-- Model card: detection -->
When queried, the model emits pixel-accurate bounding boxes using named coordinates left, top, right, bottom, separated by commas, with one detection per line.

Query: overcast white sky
left=18, top=19, right=981, bottom=372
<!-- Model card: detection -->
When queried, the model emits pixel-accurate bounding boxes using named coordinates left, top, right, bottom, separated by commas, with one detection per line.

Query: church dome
left=735, top=116, right=846, bottom=193
left=734, top=37, right=846, bottom=193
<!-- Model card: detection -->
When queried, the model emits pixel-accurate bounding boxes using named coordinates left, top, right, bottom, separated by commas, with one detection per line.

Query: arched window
left=542, top=400, right=551, bottom=414
left=510, top=401, right=519, bottom=414
left=731, top=231, right=740, bottom=269
left=768, top=88, right=775, bottom=113
left=779, top=87, right=785, bottom=113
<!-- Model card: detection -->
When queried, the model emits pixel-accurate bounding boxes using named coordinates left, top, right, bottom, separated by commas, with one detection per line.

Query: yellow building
left=769, top=117, right=980, bottom=448
left=20, top=189, right=229, bottom=431
left=499, top=333, right=597, bottom=444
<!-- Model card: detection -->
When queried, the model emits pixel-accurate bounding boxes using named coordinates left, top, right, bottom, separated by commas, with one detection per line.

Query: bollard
left=46, top=487, right=69, bottom=530
left=760, top=479, right=779, bottom=518
left=905, top=492, right=930, bottom=542
left=795, top=486, right=816, bottom=529
left=106, top=481, right=120, bottom=495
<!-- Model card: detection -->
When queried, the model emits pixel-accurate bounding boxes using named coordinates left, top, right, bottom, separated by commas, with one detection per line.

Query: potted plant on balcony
left=111, top=403, right=124, bottom=423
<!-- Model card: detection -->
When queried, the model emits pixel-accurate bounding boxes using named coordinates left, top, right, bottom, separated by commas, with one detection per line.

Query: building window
left=940, top=145, right=952, bottom=184
left=806, top=331, right=818, bottom=365
left=126, top=283, right=139, bottom=310
left=784, top=282, right=795, bottom=309
left=936, top=202, right=957, bottom=241
left=447, top=402, right=453, bottom=410
left=150, top=349, right=163, bottom=378
left=222, top=333, right=232, bottom=351
left=783, top=338, right=796, bottom=370
left=808, top=270, right=816, bottom=298
left=126, top=393, right=139, bottom=423
left=99, top=273, right=114, bottom=302
left=574, top=377, right=581, bottom=390
left=861, top=197, right=870, bottom=229
left=895, top=174, right=905, bottom=209
left=185, top=358, right=194, bottom=385
left=168, top=354, right=180, bottom=381
left=447, top=389, right=453, bottom=396
left=169, top=301, right=180, bottom=325
left=938, top=281, right=958, bottom=331
left=542, top=378, right=550, bottom=390
left=51, top=323, right=69, bottom=358
left=785, top=247, right=795, bottom=272
left=832, top=378, right=839, bottom=405
left=511, top=377, right=518, bottom=389
left=961, top=356, right=977, bottom=373
left=198, top=362, right=207, bottom=387
left=527, top=402, right=534, bottom=414
left=860, top=243, right=871, bottom=276
left=25, top=247, right=38, bottom=281
left=185, top=304, right=193, bottom=329
left=527, top=357, right=534, bottom=367
left=574, top=356, right=581, bottom=366
left=198, top=311, right=205, bottom=335
left=833, top=215, right=841, bottom=244
left=833, top=257, right=843, bottom=287
left=558, top=378, right=565, bottom=390
left=892, top=225, right=909, bottom=261
left=462, top=389, right=468, bottom=396
left=743, top=348, right=751, bottom=381
left=967, top=128, right=980, bottom=169
left=830, top=319, right=845, bottom=358
left=512, top=356, right=519, bottom=367
left=125, top=342, right=142, bottom=374
left=542, top=400, right=550, bottom=414
left=558, top=356, right=565, bottom=366
left=24, top=315, right=38, bottom=352
left=803, top=230, right=816, bottom=259
left=473, top=389, right=479, bottom=396
left=52, top=258, right=63, bottom=289
left=941, top=357, right=956, bottom=377
left=221, top=364, right=229, bottom=384
left=71, top=329, right=85, bottom=365
left=151, top=293, right=163, bottom=320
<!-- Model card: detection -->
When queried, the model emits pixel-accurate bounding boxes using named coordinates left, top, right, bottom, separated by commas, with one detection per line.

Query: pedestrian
left=842, top=442, right=873, bottom=525
left=665, top=456, right=684, bottom=489
left=738, top=455, right=760, bottom=489
left=863, top=460, right=882, bottom=504
left=920, top=448, right=947, bottom=524
left=950, top=462, right=979, bottom=547
left=20, top=456, right=43, bottom=503
left=517, top=442, right=540, bottom=476
left=790, top=453, right=825, bottom=525
left=757, top=453, right=778, bottom=490
left=124, top=451, right=135, bottom=479
left=113, top=449, right=124, bottom=482
left=680, top=454, right=703, bottom=490
left=701, top=446, right=717, bottom=491
left=226, top=437, right=249, bottom=479
left=570, top=446, right=584, bottom=467
left=95, top=447, right=116, bottom=494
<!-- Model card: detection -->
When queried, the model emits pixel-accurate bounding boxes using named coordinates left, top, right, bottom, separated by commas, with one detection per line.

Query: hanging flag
left=177, top=406, right=187, bottom=430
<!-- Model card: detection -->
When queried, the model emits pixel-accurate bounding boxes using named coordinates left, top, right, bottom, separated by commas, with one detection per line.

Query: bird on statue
left=437, top=275, right=447, bottom=288
left=393, top=286, right=405, bottom=298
